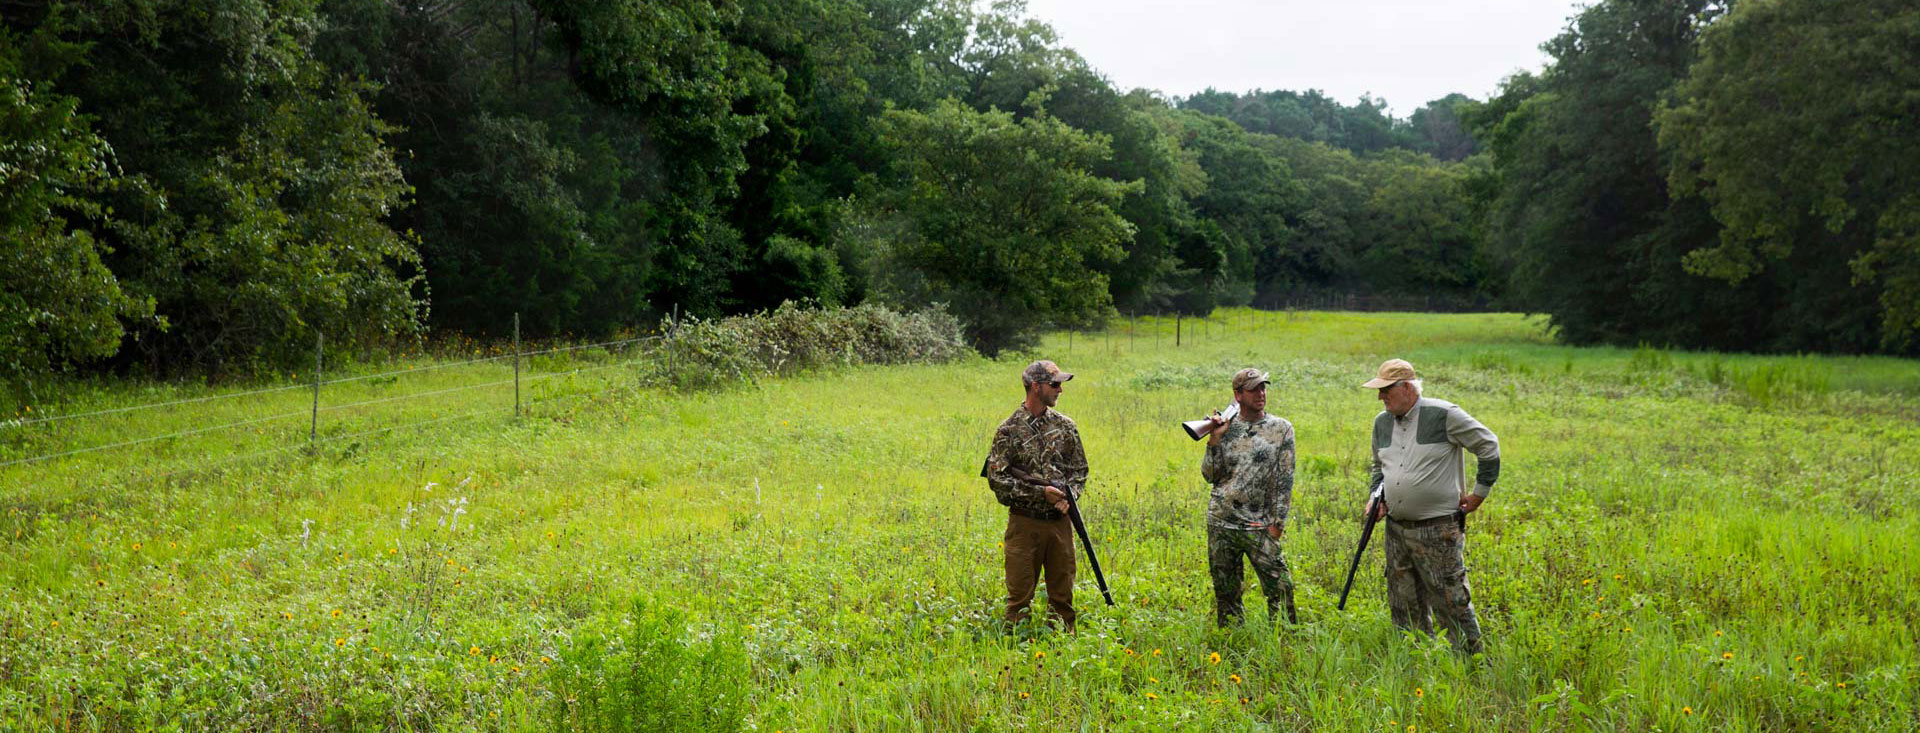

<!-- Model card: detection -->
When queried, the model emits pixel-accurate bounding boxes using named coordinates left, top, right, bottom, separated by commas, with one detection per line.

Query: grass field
left=3, top=310, right=1917, bottom=730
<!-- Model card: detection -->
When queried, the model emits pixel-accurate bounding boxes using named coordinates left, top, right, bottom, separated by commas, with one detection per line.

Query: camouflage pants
left=1207, top=525, right=1296, bottom=626
left=1383, top=514, right=1483, bottom=654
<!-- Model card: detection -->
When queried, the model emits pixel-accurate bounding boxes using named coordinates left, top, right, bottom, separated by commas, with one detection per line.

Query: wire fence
left=1, top=320, right=669, bottom=479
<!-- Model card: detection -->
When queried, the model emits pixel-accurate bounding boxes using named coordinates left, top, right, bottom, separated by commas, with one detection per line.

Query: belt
left=1388, top=512, right=1463, bottom=529
left=1010, top=505, right=1065, bottom=521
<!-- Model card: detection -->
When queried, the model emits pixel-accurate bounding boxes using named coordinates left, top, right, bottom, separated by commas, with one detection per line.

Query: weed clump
left=551, top=597, right=748, bottom=732
left=652, top=302, right=969, bottom=390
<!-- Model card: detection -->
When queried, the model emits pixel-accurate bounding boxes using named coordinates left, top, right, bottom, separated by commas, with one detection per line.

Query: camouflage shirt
left=986, top=406, right=1089, bottom=515
left=1201, top=414, right=1296, bottom=531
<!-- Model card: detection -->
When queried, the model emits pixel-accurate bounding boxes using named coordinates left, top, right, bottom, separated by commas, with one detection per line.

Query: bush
left=551, top=597, right=748, bottom=732
left=650, top=302, right=969, bottom=390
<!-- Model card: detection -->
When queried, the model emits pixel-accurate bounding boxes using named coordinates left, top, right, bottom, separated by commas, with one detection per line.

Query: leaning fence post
left=310, top=333, right=323, bottom=444
left=1175, top=312, right=1181, bottom=348
left=513, top=312, right=522, bottom=418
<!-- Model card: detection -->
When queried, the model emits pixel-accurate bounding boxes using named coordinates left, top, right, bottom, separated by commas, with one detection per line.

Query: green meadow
left=3, top=310, right=1917, bottom=730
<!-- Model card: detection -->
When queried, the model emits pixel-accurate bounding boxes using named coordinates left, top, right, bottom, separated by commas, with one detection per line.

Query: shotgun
left=1337, top=487, right=1385, bottom=611
left=981, top=459, right=1116, bottom=606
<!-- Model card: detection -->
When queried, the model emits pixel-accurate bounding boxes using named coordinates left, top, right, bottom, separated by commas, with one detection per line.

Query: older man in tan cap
left=1198, top=367, right=1298, bottom=626
left=985, top=360, right=1089, bottom=631
left=1361, top=358, right=1500, bottom=654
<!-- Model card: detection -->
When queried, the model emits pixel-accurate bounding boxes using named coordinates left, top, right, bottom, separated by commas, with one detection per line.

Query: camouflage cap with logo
left=1231, top=368, right=1270, bottom=392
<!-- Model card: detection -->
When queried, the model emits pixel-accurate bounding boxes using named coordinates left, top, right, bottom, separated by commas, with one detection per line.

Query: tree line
left=3, top=0, right=1914, bottom=389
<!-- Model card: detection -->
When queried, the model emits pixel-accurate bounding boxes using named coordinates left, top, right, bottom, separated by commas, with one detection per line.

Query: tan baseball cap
left=1022, top=360, right=1074, bottom=385
left=1231, top=368, right=1270, bottom=392
left=1362, top=359, right=1417, bottom=388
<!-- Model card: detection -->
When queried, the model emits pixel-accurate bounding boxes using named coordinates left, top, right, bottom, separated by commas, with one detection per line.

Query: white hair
left=1407, top=379, right=1423, bottom=396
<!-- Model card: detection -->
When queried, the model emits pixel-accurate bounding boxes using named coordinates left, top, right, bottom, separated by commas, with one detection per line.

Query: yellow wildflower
left=470, top=646, right=481, bottom=656
left=1209, top=652, right=1221, bottom=665
left=1683, top=706, right=1693, bottom=715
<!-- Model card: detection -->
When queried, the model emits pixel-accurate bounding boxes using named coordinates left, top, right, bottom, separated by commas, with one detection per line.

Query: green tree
left=1657, top=0, right=1920, bottom=351
left=6, top=0, right=423, bottom=375
left=0, top=60, right=152, bottom=382
left=866, top=99, right=1139, bottom=354
left=1478, top=0, right=1738, bottom=347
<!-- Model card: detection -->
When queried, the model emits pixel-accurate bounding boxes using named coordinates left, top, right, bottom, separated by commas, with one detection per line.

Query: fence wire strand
left=4, top=341, right=664, bottom=474
left=4, top=334, right=661, bottom=430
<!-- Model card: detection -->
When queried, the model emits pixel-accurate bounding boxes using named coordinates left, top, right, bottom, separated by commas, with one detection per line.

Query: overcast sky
left=1019, top=0, right=1589, bottom=115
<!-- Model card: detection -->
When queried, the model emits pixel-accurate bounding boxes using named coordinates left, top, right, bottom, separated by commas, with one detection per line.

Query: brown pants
left=1003, top=512, right=1076, bottom=630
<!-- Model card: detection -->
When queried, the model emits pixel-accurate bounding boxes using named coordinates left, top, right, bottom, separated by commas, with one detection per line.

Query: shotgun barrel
left=1337, top=488, right=1385, bottom=611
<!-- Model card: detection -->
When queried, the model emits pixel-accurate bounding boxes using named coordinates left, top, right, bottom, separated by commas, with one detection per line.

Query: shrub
left=650, top=302, right=969, bottom=390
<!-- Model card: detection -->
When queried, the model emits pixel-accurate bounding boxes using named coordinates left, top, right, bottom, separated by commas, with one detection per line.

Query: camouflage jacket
left=986, top=406, right=1089, bottom=517
left=1200, top=413, right=1296, bottom=531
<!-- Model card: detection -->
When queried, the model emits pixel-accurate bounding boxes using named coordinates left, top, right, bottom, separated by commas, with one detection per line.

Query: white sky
left=1019, top=0, right=1589, bottom=115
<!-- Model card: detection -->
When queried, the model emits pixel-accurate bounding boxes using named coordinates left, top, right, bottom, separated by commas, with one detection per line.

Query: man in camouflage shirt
left=1363, top=358, right=1500, bottom=655
left=1199, top=368, right=1298, bottom=626
left=985, top=360, right=1089, bottom=631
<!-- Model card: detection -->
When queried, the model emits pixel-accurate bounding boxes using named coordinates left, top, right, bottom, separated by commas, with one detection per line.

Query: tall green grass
left=1, top=309, right=1915, bottom=730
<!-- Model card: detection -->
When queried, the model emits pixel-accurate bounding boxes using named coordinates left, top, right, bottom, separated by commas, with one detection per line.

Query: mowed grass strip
left=1, top=310, right=1915, bottom=730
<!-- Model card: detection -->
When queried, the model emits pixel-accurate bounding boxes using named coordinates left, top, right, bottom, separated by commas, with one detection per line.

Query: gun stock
left=1181, top=403, right=1239, bottom=440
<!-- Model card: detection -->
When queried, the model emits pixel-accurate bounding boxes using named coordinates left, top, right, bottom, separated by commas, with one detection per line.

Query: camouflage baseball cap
left=1022, top=360, right=1074, bottom=385
left=1231, top=368, right=1270, bottom=391
left=1362, top=358, right=1417, bottom=388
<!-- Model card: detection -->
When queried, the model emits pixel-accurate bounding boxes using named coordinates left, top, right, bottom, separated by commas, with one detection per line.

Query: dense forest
left=3, top=0, right=1915, bottom=384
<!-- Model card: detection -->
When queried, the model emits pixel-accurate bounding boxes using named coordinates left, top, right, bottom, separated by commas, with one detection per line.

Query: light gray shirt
left=1369, top=397, right=1501, bottom=521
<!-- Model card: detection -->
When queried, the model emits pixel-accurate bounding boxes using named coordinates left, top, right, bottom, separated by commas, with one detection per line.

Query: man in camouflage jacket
left=1363, top=358, right=1500, bottom=655
left=1200, top=368, right=1298, bottom=626
left=985, top=360, right=1089, bottom=631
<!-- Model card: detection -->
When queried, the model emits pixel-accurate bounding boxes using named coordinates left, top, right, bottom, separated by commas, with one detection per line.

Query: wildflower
left=1794, top=655, right=1804, bottom=662
left=490, top=655, right=498, bottom=664
left=1152, top=648, right=1162, bottom=657
left=131, top=543, right=142, bottom=551
left=470, top=646, right=481, bottom=656
left=1623, top=627, right=1633, bottom=634
left=1582, top=578, right=1594, bottom=586
left=1150, top=677, right=1158, bottom=684
left=1209, top=652, right=1221, bottom=665
left=388, top=548, right=397, bottom=555
left=331, top=609, right=342, bottom=618
left=1034, top=651, right=1045, bottom=660
left=1836, top=682, right=1846, bottom=688
left=49, top=621, right=57, bottom=628
left=1230, top=674, right=1242, bottom=684
left=282, top=611, right=293, bottom=620
left=1590, top=612, right=1601, bottom=619
left=1018, top=691, right=1030, bottom=700
left=335, top=637, right=346, bottom=647
left=1145, top=692, right=1158, bottom=700
left=540, top=656, right=552, bottom=664
left=1722, top=652, right=1733, bottom=660
left=1683, top=707, right=1693, bottom=715
left=1124, top=648, right=1135, bottom=656
left=1613, top=574, right=1623, bottom=580
left=1415, top=688, right=1424, bottom=697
